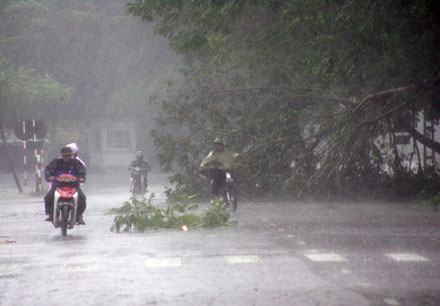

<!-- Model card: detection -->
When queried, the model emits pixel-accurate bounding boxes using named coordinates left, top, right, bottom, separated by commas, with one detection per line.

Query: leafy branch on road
left=109, top=193, right=230, bottom=232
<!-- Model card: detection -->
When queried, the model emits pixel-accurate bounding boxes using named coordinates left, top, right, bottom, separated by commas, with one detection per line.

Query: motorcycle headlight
left=226, top=173, right=233, bottom=183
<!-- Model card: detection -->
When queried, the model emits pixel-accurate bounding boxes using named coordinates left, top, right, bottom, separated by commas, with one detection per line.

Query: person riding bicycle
left=44, top=146, right=87, bottom=224
left=128, top=151, right=150, bottom=192
left=199, top=138, right=239, bottom=197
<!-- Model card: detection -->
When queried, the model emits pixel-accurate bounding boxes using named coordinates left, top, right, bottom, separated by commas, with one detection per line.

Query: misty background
left=0, top=0, right=177, bottom=174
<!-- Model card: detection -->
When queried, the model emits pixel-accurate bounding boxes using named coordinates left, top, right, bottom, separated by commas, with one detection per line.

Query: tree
left=129, top=0, right=440, bottom=198
left=0, top=56, right=70, bottom=192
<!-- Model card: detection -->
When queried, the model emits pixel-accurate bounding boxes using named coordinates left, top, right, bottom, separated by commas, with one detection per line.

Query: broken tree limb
left=352, top=75, right=440, bottom=114
left=401, top=120, right=440, bottom=154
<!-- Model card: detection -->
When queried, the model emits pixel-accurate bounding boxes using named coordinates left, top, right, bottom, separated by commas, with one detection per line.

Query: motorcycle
left=130, top=167, right=148, bottom=197
left=52, top=173, right=79, bottom=236
left=201, top=167, right=238, bottom=212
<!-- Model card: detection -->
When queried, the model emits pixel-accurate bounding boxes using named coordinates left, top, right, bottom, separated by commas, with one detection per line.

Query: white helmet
left=66, top=142, right=79, bottom=154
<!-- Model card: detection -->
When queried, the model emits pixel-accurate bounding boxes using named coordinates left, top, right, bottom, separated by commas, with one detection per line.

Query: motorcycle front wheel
left=226, top=188, right=238, bottom=212
left=131, top=179, right=137, bottom=197
left=60, top=206, right=70, bottom=236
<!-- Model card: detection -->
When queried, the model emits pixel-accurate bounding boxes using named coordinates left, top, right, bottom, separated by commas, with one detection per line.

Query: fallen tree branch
left=352, top=75, right=439, bottom=114
left=401, top=120, right=440, bottom=154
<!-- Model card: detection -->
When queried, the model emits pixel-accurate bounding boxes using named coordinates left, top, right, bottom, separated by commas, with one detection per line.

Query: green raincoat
left=200, top=148, right=239, bottom=170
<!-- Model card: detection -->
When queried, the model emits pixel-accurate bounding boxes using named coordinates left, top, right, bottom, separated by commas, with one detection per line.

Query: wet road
left=1, top=175, right=440, bottom=305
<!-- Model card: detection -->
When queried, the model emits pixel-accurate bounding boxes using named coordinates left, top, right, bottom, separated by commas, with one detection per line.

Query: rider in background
left=128, top=151, right=151, bottom=190
left=199, top=138, right=239, bottom=197
left=44, top=146, right=87, bottom=224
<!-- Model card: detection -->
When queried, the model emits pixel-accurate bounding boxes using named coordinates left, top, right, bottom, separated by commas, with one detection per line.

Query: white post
left=32, top=119, right=42, bottom=193
left=22, top=121, right=27, bottom=188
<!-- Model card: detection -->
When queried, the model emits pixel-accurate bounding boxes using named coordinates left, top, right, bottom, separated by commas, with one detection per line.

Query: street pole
left=23, top=120, right=27, bottom=188
left=32, top=119, right=43, bottom=193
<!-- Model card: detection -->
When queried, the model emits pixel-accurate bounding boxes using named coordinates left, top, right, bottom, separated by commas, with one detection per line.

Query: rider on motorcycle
left=199, top=138, right=239, bottom=197
left=128, top=151, right=150, bottom=191
left=44, top=146, right=87, bottom=224
left=45, top=142, right=86, bottom=191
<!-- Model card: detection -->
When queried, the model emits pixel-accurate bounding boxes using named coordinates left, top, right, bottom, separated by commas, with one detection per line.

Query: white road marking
left=386, top=253, right=429, bottom=262
left=304, top=253, right=347, bottom=262
left=340, top=268, right=351, bottom=274
left=224, top=255, right=261, bottom=264
left=296, top=241, right=306, bottom=245
left=61, top=261, right=98, bottom=273
left=383, top=298, right=400, bottom=305
left=285, top=234, right=294, bottom=238
left=144, top=258, right=182, bottom=268
left=0, top=264, right=22, bottom=276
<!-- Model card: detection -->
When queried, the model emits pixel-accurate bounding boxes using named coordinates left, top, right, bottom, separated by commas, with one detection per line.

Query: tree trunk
left=0, top=80, right=23, bottom=193
left=414, top=135, right=423, bottom=172
left=389, top=123, right=403, bottom=173
left=0, top=121, right=23, bottom=193
left=412, top=107, right=423, bottom=173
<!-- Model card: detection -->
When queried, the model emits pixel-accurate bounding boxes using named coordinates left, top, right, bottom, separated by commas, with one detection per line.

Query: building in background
left=379, top=112, right=439, bottom=172
left=88, top=121, right=137, bottom=169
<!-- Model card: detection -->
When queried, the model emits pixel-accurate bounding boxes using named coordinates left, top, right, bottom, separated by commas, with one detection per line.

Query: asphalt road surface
left=0, top=174, right=439, bottom=305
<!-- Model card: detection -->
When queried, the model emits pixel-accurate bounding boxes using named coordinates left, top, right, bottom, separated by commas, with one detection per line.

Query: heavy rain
left=0, top=0, right=439, bottom=305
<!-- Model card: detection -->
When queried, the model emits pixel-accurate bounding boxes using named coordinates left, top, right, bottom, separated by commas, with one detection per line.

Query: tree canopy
left=0, top=0, right=175, bottom=121
left=0, top=55, right=70, bottom=124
